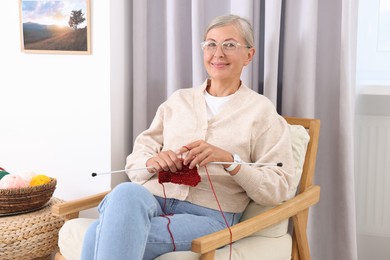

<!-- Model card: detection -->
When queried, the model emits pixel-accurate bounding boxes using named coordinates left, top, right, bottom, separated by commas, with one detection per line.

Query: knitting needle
left=91, top=167, right=154, bottom=177
left=209, top=162, right=283, bottom=167
left=92, top=162, right=282, bottom=177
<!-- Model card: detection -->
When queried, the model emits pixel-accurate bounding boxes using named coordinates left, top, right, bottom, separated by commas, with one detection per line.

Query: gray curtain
left=113, top=0, right=359, bottom=259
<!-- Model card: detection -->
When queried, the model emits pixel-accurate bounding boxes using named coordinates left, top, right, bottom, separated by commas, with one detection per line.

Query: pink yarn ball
left=0, top=174, right=28, bottom=189
left=18, top=171, right=37, bottom=185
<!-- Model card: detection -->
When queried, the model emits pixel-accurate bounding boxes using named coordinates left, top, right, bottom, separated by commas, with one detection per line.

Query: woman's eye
left=224, top=42, right=236, bottom=48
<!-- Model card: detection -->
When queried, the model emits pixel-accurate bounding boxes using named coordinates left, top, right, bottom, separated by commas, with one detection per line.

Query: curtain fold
left=282, top=0, right=318, bottom=117
left=125, top=0, right=358, bottom=259
left=263, top=0, right=282, bottom=105
left=132, top=0, right=149, bottom=137
left=310, top=0, right=358, bottom=259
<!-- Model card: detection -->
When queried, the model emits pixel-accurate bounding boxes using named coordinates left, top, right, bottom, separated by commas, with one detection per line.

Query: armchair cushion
left=239, top=124, right=309, bottom=237
left=59, top=218, right=95, bottom=260
left=288, top=124, right=310, bottom=195
left=59, top=218, right=292, bottom=260
left=155, top=235, right=292, bottom=260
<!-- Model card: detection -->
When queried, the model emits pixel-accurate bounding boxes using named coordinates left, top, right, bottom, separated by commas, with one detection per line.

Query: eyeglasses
left=200, top=40, right=251, bottom=55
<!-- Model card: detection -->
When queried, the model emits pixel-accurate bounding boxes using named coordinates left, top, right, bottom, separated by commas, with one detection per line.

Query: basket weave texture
left=0, top=197, right=65, bottom=260
left=0, top=178, right=56, bottom=215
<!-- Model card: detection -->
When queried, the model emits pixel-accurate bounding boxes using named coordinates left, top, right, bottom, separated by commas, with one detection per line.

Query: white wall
left=0, top=1, right=112, bottom=209
left=110, top=0, right=133, bottom=188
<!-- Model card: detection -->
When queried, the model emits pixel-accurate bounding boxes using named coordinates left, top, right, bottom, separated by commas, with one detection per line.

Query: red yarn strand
left=159, top=183, right=176, bottom=251
left=160, top=183, right=168, bottom=215
left=157, top=146, right=232, bottom=258
left=204, top=165, right=233, bottom=260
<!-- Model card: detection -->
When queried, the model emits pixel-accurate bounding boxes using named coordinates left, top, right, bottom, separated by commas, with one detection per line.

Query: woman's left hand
left=176, top=140, right=233, bottom=169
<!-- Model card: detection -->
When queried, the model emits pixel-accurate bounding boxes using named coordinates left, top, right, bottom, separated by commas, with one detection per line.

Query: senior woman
left=81, top=14, right=294, bottom=260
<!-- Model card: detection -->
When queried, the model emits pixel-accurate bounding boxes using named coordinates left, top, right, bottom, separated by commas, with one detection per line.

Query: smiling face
left=203, top=23, right=255, bottom=87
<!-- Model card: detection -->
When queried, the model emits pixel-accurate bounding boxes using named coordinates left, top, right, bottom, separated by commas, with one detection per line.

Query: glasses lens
left=202, top=41, right=217, bottom=54
left=201, top=41, right=243, bottom=54
left=222, top=41, right=238, bottom=51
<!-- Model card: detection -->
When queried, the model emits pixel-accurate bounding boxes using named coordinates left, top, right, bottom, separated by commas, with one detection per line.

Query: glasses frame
left=200, top=40, right=251, bottom=55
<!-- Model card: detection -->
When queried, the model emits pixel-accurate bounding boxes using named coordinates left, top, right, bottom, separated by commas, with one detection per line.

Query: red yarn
left=157, top=147, right=232, bottom=258
left=160, top=183, right=176, bottom=251
left=205, top=165, right=233, bottom=260
left=158, top=164, right=201, bottom=187
left=158, top=145, right=201, bottom=187
left=157, top=147, right=201, bottom=251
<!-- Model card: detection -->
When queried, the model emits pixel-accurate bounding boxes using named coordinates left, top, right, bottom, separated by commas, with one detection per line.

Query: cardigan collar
left=196, top=79, right=250, bottom=97
left=194, top=79, right=251, bottom=123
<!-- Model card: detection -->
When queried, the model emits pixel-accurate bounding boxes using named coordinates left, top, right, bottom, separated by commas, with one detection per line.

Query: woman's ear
left=243, top=48, right=256, bottom=66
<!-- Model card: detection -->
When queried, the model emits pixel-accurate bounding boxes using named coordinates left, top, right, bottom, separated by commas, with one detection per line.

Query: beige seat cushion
left=155, top=235, right=292, bottom=260
left=58, top=124, right=309, bottom=260
left=59, top=218, right=292, bottom=260
left=58, top=218, right=95, bottom=260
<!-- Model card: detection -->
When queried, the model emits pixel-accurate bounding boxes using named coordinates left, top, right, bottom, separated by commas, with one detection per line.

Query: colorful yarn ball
left=30, top=174, right=51, bottom=186
left=0, top=174, right=28, bottom=189
left=18, top=171, right=37, bottom=185
left=0, top=170, right=10, bottom=180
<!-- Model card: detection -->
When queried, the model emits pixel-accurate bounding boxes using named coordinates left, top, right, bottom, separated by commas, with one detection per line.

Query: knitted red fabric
left=158, top=164, right=200, bottom=187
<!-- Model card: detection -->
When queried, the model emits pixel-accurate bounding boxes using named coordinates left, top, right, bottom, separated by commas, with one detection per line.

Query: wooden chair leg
left=64, top=212, right=79, bottom=220
left=54, top=251, right=66, bottom=260
left=292, top=210, right=310, bottom=260
left=292, top=236, right=300, bottom=260
left=200, top=250, right=215, bottom=260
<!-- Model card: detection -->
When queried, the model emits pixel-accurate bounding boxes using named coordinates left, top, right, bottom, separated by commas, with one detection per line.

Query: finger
left=147, top=166, right=158, bottom=174
left=188, top=153, right=203, bottom=169
left=159, top=152, right=182, bottom=172
left=190, top=149, right=213, bottom=168
left=183, top=149, right=200, bottom=166
left=168, top=152, right=183, bottom=172
left=184, top=143, right=209, bottom=166
left=153, top=157, right=167, bottom=171
left=146, top=158, right=162, bottom=173
left=176, top=143, right=195, bottom=157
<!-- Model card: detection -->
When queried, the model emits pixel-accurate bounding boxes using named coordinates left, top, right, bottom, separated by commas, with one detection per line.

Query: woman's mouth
left=211, top=62, right=229, bottom=69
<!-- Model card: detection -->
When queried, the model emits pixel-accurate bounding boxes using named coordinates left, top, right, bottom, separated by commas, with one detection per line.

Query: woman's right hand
left=145, top=150, right=183, bottom=173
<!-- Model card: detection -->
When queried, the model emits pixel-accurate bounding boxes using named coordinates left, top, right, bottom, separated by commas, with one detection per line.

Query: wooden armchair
left=52, top=116, right=320, bottom=260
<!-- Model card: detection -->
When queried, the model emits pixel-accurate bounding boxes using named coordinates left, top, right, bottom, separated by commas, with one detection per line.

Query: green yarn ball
left=0, top=171, right=10, bottom=180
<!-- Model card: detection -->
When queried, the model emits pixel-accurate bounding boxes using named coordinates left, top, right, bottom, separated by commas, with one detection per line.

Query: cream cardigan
left=126, top=80, right=294, bottom=213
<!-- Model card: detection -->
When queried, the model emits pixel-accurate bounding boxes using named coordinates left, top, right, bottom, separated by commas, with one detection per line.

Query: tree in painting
left=68, top=10, right=86, bottom=30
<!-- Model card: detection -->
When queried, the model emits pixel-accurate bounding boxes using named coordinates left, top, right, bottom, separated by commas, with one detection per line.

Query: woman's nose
left=213, top=44, right=225, bottom=57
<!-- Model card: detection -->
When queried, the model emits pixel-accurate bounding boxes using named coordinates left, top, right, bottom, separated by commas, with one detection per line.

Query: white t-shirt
left=204, top=90, right=234, bottom=119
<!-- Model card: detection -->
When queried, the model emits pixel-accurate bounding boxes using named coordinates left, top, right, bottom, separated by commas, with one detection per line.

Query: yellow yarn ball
left=30, top=174, right=51, bottom=186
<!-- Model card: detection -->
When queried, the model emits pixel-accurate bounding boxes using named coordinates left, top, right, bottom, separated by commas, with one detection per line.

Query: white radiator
left=355, top=104, right=390, bottom=260
left=355, top=115, right=390, bottom=236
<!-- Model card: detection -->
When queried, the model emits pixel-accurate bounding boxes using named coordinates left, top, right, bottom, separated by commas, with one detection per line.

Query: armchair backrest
left=284, top=116, right=321, bottom=260
left=284, top=116, right=320, bottom=194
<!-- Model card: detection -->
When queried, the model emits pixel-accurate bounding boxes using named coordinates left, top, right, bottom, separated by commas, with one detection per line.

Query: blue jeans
left=81, top=182, right=242, bottom=260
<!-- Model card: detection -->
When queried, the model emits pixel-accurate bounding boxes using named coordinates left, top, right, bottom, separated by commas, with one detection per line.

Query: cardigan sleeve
left=232, top=115, right=295, bottom=206
left=125, top=105, right=165, bottom=184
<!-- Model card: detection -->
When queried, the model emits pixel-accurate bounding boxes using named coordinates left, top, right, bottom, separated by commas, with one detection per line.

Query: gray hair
left=204, top=14, right=254, bottom=47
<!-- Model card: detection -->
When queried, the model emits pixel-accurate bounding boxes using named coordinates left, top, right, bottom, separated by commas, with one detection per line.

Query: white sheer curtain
left=124, top=0, right=358, bottom=259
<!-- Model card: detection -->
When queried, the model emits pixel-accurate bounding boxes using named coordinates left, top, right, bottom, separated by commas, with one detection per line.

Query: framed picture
left=19, top=0, right=91, bottom=54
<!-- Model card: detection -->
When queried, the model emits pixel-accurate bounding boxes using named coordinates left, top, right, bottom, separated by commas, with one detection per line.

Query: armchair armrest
left=52, top=190, right=111, bottom=220
left=191, top=185, right=320, bottom=259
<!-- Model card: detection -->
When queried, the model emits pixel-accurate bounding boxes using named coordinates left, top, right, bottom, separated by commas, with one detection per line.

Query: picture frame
left=19, top=0, right=91, bottom=54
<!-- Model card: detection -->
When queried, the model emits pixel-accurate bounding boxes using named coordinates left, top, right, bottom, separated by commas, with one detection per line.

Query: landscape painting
left=19, top=0, right=91, bottom=54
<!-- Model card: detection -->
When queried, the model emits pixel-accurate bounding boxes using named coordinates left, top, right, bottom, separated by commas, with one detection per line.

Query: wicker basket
left=0, top=197, right=65, bottom=260
left=0, top=178, right=56, bottom=215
